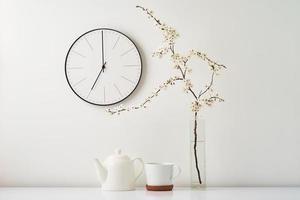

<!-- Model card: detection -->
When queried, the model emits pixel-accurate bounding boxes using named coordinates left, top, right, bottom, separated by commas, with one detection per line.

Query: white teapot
left=94, top=149, right=144, bottom=191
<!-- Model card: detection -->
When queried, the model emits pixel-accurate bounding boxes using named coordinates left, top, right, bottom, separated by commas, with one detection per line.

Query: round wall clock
left=65, top=28, right=142, bottom=106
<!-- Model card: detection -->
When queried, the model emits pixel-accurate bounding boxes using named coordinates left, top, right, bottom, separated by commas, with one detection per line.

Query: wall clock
left=65, top=28, right=142, bottom=106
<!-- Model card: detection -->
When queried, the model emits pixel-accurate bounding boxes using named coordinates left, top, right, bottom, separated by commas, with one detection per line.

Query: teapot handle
left=132, top=158, right=144, bottom=181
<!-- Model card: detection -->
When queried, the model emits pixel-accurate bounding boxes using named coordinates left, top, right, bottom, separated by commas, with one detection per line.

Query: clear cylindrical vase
left=190, top=114, right=206, bottom=187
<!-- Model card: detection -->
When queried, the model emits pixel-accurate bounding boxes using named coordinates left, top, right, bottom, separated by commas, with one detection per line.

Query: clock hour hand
left=91, top=62, right=106, bottom=91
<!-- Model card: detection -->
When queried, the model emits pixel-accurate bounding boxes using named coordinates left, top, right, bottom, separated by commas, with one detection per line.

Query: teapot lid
left=106, top=148, right=130, bottom=162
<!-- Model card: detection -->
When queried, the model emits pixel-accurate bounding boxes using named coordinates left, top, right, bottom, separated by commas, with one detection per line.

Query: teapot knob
left=114, top=148, right=122, bottom=155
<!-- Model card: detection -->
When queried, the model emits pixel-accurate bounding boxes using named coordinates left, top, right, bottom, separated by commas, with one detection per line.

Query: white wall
left=0, top=0, right=300, bottom=186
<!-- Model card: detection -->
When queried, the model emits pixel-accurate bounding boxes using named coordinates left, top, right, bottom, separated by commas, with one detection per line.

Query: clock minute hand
left=101, top=30, right=104, bottom=71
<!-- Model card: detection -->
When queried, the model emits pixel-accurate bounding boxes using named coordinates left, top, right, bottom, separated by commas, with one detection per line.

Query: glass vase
left=190, top=112, right=206, bottom=187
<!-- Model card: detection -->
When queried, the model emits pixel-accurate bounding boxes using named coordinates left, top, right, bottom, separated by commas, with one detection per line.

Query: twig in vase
left=193, top=111, right=202, bottom=184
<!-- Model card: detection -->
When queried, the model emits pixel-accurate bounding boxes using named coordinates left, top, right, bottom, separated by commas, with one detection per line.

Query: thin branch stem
left=198, top=71, right=215, bottom=99
left=178, top=67, right=185, bottom=78
left=170, top=46, right=186, bottom=79
left=136, top=6, right=162, bottom=25
left=209, top=96, right=224, bottom=102
left=183, top=63, right=188, bottom=77
left=170, top=45, right=175, bottom=54
left=189, top=88, right=198, bottom=100
left=193, top=51, right=227, bottom=69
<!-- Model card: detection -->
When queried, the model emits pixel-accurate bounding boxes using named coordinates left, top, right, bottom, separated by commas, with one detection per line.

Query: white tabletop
left=0, top=187, right=299, bottom=200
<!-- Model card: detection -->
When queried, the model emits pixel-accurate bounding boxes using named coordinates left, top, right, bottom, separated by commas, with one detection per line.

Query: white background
left=0, top=0, right=300, bottom=186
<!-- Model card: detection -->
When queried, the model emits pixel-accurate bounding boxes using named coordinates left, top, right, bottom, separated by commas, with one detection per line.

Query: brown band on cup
left=146, top=185, right=173, bottom=191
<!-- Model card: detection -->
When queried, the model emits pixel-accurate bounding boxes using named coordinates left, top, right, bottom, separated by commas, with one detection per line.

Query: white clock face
left=65, top=28, right=142, bottom=106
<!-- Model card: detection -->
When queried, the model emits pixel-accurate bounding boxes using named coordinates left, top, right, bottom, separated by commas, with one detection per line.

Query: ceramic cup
left=145, top=162, right=181, bottom=190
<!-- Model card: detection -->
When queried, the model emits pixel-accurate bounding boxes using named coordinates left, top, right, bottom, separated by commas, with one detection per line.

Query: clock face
left=65, top=28, right=142, bottom=106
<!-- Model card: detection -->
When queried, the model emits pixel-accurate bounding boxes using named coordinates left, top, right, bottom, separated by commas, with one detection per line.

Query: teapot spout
left=94, top=159, right=107, bottom=184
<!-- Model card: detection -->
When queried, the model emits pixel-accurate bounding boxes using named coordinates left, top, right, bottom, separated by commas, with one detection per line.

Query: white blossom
left=191, top=101, right=201, bottom=112
left=183, top=79, right=193, bottom=93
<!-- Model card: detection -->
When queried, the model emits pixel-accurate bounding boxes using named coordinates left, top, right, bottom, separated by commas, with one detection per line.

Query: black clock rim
left=64, top=28, right=143, bottom=106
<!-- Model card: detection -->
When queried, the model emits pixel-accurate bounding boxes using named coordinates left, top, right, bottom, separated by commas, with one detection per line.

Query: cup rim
left=145, top=162, right=174, bottom=166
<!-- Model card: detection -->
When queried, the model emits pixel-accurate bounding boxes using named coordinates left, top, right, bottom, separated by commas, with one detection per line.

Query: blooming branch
left=106, top=6, right=226, bottom=115
left=107, top=76, right=183, bottom=115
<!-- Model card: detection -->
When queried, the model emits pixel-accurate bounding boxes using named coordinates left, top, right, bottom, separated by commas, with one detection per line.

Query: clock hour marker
left=85, top=37, right=93, bottom=51
left=73, top=77, right=87, bottom=87
left=123, top=64, right=139, bottom=67
left=67, top=67, right=83, bottom=69
left=114, top=83, right=122, bottom=97
left=103, top=86, right=106, bottom=102
left=121, top=75, right=135, bottom=85
left=112, top=36, right=120, bottom=49
left=120, top=47, right=134, bottom=57
left=72, top=50, right=86, bottom=58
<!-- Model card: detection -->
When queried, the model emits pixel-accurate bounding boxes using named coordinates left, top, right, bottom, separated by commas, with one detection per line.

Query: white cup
left=145, top=163, right=181, bottom=186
